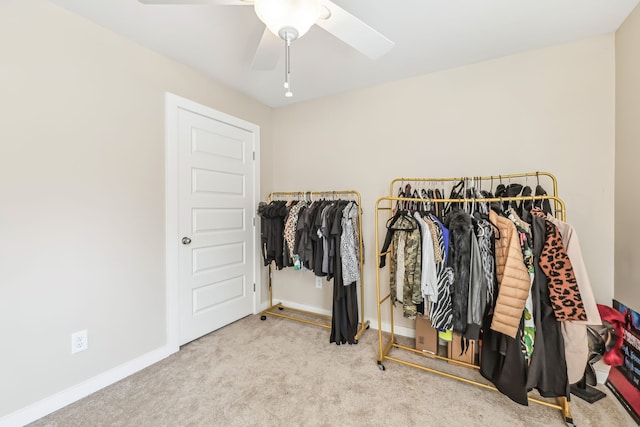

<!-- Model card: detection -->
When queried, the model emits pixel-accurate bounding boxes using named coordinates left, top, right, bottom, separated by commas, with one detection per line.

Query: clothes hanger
left=410, top=188, right=421, bottom=213
left=391, top=181, right=415, bottom=226
left=395, top=183, right=405, bottom=212
left=403, top=183, right=412, bottom=211
left=385, top=208, right=417, bottom=230
left=444, top=178, right=465, bottom=216
left=435, top=181, right=444, bottom=219
left=488, top=219, right=501, bottom=240
left=421, top=188, right=433, bottom=215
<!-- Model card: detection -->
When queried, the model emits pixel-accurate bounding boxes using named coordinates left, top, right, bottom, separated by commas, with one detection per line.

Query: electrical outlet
left=315, top=276, right=322, bottom=289
left=71, top=329, right=88, bottom=354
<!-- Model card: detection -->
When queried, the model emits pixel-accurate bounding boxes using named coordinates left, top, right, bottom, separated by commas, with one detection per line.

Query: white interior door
left=174, top=99, right=258, bottom=346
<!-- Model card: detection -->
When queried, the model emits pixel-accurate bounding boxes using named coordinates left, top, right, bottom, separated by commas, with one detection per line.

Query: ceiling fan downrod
left=282, top=29, right=294, bottom=97
left=254, top=0, right=324, bottom=98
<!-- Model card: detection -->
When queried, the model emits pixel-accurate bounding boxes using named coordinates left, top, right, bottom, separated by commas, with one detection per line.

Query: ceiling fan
left=138, top=0, right=394, bottom=97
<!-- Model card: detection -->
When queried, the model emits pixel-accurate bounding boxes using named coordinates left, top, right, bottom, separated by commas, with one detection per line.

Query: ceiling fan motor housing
left=254, top=0, right=322, bottom=40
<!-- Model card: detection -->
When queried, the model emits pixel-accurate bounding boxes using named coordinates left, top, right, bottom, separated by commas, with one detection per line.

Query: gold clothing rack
left=260, top=190, right=370, bottom=342
left=375, top=172, right=574, bottom=426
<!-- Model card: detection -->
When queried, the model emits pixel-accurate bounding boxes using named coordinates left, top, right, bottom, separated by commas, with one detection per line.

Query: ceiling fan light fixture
left=254, top=0, right=322, bottom=41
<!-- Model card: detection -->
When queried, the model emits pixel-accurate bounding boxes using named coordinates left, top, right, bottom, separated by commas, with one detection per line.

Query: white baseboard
left=270, top=300, right=416, bottom=339
left=393, top=324, right=416, bottom=338
left=372, top=318, right=415, bottom=338
left=0, top=344, right=178, bottom=427
left=271, top=299, right=333, bottom=317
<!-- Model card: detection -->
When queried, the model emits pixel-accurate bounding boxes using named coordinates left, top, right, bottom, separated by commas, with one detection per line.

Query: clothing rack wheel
left=260, top=190, right=370, bottom=343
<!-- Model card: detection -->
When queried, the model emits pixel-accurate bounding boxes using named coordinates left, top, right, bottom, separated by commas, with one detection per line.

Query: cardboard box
left=415, top=315, right=439, bottom=354
left=447, top=333, right=477, bottom=365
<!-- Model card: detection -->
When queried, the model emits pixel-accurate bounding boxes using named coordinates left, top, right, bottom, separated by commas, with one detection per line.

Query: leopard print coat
left=538, top=220, right=587, bottom=321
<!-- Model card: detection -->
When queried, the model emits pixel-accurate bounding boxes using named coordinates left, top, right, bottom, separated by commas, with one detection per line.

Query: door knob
left=182, top=237, right=192, bottom=245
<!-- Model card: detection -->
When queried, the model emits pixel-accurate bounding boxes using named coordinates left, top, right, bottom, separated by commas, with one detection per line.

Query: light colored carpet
left=30, top=312, right=636, bottom=427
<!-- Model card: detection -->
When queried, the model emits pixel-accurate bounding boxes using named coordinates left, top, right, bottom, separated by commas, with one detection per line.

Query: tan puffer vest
left=489, top=210, right=531, bottom=338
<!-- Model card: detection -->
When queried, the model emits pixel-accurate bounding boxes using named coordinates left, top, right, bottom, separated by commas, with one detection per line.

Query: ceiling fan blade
left=316, top=0, right=394, bottom=59
left=251, top=27, right=282, bottom=70
left=138, top=0, right=249, bottom=5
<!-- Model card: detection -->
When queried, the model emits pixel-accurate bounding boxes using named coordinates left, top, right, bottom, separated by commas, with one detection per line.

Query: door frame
left=165, top=92, right=262, bottom=350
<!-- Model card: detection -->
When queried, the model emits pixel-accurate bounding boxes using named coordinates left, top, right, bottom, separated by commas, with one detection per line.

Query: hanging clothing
left=465, top=232, right=485, bottom=340
left=329, top=200, right=359, bottom=345
left=480, top=314, right=529, bottom=405
left=537, top=219, right=587, bottom=321
left=545, top=214, right=601, bottom=324
left=505, top=208, right=536, bottom=361
left=381, top=211, right=423, bottom=319
left=475, top=218, right=497, bottom=309
left=546, top=213, right=601, bottom=384
left=376, top=176, right=578, bottom=407
left=433, top=215, right=450, bottom=260
left=525, top=214, right=569, bottom=398
left=445, top=209, right=473, bottom=335
left=320, top=203, right=333, bottom=275
left=414, top=212, right=438, bottom=303
left=261, top=195, right=363, bottom=346
left=489, top=210, right=531, bottom=339
left=534, top=184, right=553, bottom=215
left=295, top=200, right=320, bottom=270
left=425, top=216, right=443, bottom=263
left=341, top=202, right=360, bottom=285
left=399, top=220, right=422, bottom=319
left=519, top=185, right=533, bottom=223
left=313, top=202, right=327, bottom=276
left=350, top=203, right=363, bottom=266
left=284, top=201, right=306, bottom=261
left=394, top=234, right=407, bottom=303
left=427, top=215, right=454, bottom=331
left=257, top=200, right=288, bottom=270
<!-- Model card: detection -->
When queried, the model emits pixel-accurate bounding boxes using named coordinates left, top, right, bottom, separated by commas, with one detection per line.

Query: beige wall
left=0, top=0, right=273, bottom=417
left=272, top=35, right=616, bottom=331
left=615, top=4, right=640, bottom=314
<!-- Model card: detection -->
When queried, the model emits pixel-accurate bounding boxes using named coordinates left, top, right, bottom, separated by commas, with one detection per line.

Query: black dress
left=525, top=214, right=569, bottom=398
left=329, top=201, right=359, bottom=345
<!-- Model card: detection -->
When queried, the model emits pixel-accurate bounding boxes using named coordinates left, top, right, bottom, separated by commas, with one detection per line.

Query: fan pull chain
left=284, top=35, right=292, bottom=97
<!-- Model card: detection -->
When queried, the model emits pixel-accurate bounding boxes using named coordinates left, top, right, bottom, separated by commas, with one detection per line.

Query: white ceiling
left=50, top=0, right=639, bottom=108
